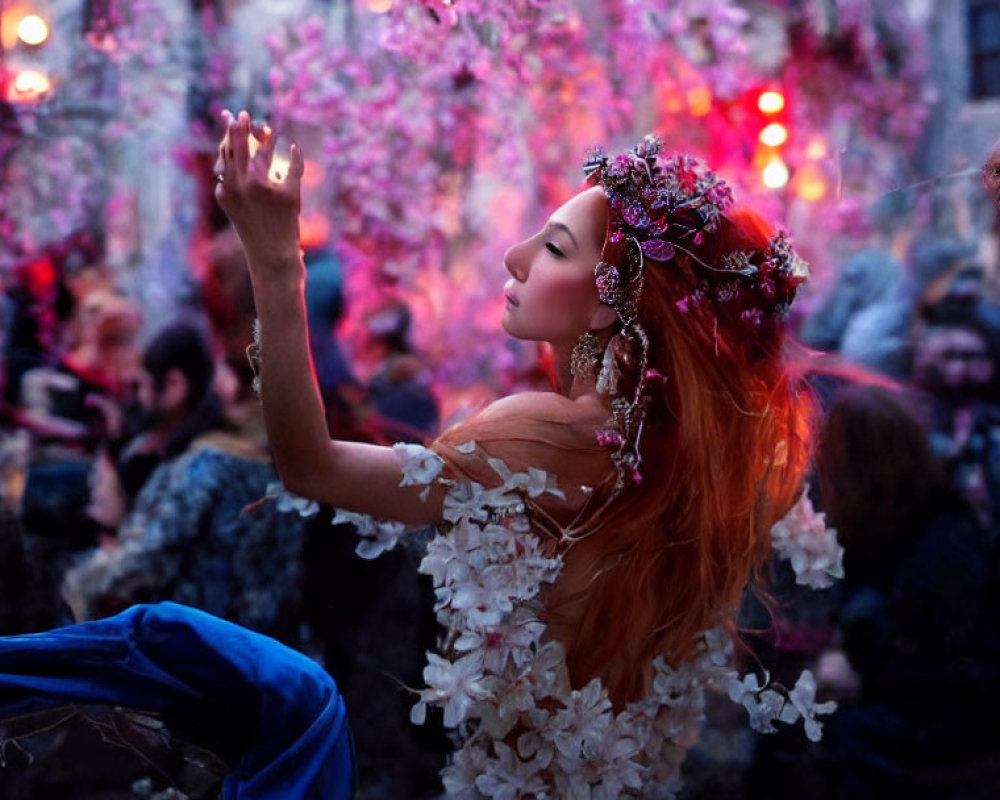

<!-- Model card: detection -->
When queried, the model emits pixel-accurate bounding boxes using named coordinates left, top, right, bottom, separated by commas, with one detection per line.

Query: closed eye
left=546, top=242, right=566, bottom=258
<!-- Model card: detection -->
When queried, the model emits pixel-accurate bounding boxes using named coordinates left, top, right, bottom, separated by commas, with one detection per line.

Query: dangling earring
left=596, top=333, right=619, bottom=395
left=570, top=331, right=602, bottom=381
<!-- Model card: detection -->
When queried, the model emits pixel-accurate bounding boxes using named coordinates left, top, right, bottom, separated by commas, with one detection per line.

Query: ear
left=162, top=368, right=191, bottom=412
left=589, top=303, right=619, bottom=332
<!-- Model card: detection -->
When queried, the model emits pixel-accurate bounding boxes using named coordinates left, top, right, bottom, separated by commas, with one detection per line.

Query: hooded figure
left=840, top=237, right=977, bottom=380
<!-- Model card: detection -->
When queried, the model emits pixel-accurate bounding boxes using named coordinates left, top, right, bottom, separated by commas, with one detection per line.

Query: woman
left=214, top=111, right=821, bottom=794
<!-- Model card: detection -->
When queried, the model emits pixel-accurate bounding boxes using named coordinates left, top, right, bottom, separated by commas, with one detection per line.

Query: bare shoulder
left=476, top=391, right=608, bottom=426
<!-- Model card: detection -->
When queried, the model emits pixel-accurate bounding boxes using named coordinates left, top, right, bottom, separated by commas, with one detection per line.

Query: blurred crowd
left=0, top=227, right=447, bottom=799
left=1, top=162, right=1000, bottom=799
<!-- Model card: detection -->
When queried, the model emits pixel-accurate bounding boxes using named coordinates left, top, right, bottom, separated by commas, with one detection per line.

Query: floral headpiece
left=584, top=136, right=810, bottom=488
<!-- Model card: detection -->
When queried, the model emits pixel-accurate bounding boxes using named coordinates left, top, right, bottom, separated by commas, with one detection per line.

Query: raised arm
left=214, top=110, right=443, bottom=526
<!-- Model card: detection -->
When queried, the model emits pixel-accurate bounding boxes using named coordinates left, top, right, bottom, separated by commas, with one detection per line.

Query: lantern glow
left=17, top=15, right=49, bottom=46
left=762, top=159, right=790, bottom=189
left=757, top=90, right=785, bottom=114
left=11, top=69, right=51, bottom=101
left=759, top=123, right=788, bottom=147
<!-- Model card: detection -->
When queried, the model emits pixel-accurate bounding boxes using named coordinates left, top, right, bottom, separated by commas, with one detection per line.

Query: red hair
left=548, top=207, right=815, bottom=707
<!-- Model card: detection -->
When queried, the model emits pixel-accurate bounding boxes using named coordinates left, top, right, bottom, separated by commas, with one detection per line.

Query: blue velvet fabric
left=0, top=602, right=354, bottom=800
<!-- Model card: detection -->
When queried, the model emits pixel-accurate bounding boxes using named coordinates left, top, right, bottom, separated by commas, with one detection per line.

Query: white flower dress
left=274, top=440, right=838, bottom=799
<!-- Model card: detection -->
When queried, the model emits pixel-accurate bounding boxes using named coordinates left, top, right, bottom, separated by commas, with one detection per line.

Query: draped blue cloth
left=0, top=602, right=354, bottom=800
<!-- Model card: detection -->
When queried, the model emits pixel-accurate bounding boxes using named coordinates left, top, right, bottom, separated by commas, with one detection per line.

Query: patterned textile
left=63, top=447, right=311, bottom=651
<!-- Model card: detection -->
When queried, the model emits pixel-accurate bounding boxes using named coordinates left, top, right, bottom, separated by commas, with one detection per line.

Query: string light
left=757, top=90, right=785, bottom=114
left=17, top=15, right=50, bottom=46
left=11, top=69, right=52, bottom=101
left=762, top=159, right=790, bottom=189
left=759, top=122, right=788, bottom=147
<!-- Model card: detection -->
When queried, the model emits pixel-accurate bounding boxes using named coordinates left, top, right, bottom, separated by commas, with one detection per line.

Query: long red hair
left=549, top=207, right=815, bottom=707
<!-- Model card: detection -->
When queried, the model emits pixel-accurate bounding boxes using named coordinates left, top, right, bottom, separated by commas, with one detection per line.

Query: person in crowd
left=839, top=236, right=977, bottom=380
left=14, top=278, right=142, bottom=549
left=61, top=348, right=314, bottom=653
left=2, top=254, right=69, bottom=416
left=302, top=245, right=366, bottom=439
left=814, top=385, right=1000, bottom=799
left=113, top=321, right=219, bottom=503
left=910, top=306, right=1000, bottom=527
left=361, top=298, right=440, bottom=441
left=800, top=249, right=901, bottom=353
left=306, top=295, right=447, bottom=798
left=17, top=284, right=141, bottom=450
left=0, top=233, right=96, bottom=415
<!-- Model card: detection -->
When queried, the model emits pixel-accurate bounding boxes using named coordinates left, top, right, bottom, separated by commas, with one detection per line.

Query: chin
left=501, top=310, right=520, bottom=339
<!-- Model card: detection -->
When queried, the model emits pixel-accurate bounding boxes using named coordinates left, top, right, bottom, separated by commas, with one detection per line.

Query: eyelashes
left=545, top=242, right=566, bottom=258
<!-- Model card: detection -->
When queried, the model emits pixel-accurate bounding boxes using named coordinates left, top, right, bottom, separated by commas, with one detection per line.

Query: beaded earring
left=570, top=331, right=602, bottom=381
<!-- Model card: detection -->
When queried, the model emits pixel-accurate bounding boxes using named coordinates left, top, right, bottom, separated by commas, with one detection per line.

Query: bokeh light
left=759, top=122, right=788, bottom=147
left=757, top=90, right=785, bottom=114
left=805, top=138, right=829, bottom=160
left=795, top=163, right=828, bottom=201
left=762, top=158, right=790, bottom=189
left=686, top=86, right=713, bottom=117
left=17, top=15, right=49, bottom=46
left=11, top=69, right=51, bottom=101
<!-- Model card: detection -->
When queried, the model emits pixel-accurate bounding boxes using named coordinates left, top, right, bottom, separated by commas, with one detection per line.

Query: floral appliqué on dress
left=272, top=442, right=838, bottom=799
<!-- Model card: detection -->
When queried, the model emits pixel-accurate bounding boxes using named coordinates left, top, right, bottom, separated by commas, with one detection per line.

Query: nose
left=504, top=240, right=528, bottom=282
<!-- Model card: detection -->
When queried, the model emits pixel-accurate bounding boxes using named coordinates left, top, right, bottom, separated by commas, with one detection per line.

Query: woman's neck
left=552, top=337, right=606, bottom=401
left=552, top=342, right=574, bottom=397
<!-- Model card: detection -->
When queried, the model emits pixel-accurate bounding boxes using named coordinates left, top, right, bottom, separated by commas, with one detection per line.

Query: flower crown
left=584, top=136, right=810, bottom=488
left=585, top=135, right=809, bottom=330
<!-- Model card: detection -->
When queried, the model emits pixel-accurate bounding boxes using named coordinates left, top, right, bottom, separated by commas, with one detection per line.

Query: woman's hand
left=213, top=109, right=305, bottom=279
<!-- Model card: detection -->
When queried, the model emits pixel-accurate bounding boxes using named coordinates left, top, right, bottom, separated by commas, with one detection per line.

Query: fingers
left=214, top=108, right=303, bottom=216
left=217, top=108, right=233, bottom=163
left=215, top=109, right=234, bottom=197
left=276, top=143, right=305, bottom=201
left=253, top=126, right=278, bottom=178
left=231, top=110, right=251, bottom=175
left=289, top=143, right=305, bottom=182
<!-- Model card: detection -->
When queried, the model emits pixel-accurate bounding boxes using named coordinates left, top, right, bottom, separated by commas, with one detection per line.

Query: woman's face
left=502, top=186, right=610, bottom=346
